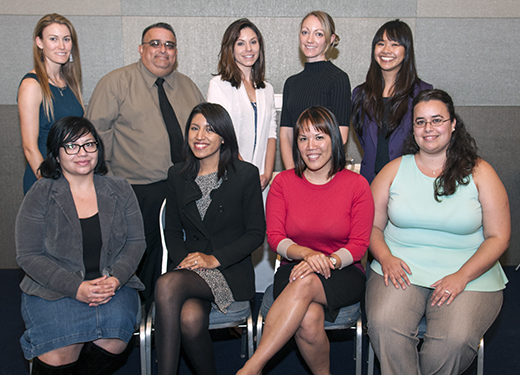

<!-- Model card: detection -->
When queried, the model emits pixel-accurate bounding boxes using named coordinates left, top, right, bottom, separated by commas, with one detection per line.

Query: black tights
left=155, top=269, right=217, bottom=375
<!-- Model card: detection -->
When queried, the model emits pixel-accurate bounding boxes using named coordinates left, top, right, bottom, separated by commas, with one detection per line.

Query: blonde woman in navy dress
left=18, top=13, right=84, bottom=194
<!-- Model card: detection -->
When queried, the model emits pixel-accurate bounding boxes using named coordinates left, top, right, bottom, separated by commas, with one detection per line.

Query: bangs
left=62, top=127, right=90, bottom=145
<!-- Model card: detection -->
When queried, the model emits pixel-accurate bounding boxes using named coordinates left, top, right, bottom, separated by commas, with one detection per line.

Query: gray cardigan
left=16, top=174, right=146, bottom=300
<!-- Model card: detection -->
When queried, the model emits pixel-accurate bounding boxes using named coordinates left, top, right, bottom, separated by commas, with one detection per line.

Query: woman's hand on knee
left=380, top=255, right=412, bottom=289
left=302, top=250, right=333, bottom=278
left=177, top=252, right=220, bottom=270
left=289, top=261, right=315, bottom=282
left=430, top=273, right=467, bottom=307
left=76, top=276, right=116, bottom=306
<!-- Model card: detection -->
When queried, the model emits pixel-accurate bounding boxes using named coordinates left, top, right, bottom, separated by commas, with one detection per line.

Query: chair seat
left=209, top=300, right=251, bottom=329
left=260, top=284, right=360, bottom=329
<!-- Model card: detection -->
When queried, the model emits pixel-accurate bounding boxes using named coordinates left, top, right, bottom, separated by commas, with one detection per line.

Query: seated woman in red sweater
left=238, top=106, right=374, bottom=375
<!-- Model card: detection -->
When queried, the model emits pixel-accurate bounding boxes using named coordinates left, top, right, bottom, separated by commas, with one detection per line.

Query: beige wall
left=1, top=0, right=519, bottom=268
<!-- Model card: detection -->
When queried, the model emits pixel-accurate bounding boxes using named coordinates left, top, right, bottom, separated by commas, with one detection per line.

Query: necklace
left=417, top=154, right=442, bottom=176
left=48, top=77, right=66, bottom=96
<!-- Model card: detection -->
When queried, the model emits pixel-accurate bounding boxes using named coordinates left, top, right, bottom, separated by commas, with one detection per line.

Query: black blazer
left=165, top=160, right=266, bottom=301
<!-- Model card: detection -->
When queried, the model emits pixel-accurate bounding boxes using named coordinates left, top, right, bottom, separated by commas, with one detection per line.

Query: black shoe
left=32, top=357, right=77, bottom=375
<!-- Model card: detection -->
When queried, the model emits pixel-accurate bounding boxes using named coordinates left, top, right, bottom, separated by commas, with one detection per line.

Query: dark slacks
left=132, top=180, right=167, bottom=308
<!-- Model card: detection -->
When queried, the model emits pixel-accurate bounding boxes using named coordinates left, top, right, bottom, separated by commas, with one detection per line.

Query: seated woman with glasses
left=238, top=106, right=374, bottom=375
left=154, top=103, right=265, bottom=375
left=366, top=89, right=509, bottom=375
left=16, top=116, right=146, bottom=375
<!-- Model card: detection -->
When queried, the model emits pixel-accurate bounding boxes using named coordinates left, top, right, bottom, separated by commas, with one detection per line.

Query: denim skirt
left=20, top=286, right=141, bottom=360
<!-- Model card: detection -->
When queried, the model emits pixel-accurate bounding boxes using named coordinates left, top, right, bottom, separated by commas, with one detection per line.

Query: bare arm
left=369, top=158, right=412, bottom=289
left=280, top=127, right=294, bottom=170
left=18, top=77, right=44, bottom=178
left=430, top=159, right=510, bottom=306
left=340, top=126, right=349, bottom=145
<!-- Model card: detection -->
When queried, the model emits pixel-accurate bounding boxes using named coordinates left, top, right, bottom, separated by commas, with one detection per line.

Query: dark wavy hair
left=293, top=106, right=346, bottom=178
left=181, top=103, right=239, bottom=179
left=352, top=20, right=420, bottom=137
left=40, top=116, right=107, bottom=179
left=216, top=18, right=266, bottom=89
left=402, top=89, right=479, bottom=201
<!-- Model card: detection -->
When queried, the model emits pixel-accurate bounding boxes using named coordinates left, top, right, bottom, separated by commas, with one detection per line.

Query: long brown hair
left=216, top=18, right=266, bottom=89
left=352, top=20, right=419, bottom=137
left=33, top=13, right=84, bottom=120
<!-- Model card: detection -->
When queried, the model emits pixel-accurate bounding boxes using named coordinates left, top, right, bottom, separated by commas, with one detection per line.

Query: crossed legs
left=237, top=273, right=330, bottom=375
left=154, top=269, right=217, bottom=375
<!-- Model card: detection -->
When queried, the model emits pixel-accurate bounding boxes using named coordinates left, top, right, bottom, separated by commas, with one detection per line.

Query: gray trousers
left=366, top=271, right=502, bottom=375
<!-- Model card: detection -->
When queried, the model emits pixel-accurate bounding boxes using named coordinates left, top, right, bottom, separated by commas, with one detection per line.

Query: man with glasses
left=87, top=22, right=204, bottom=306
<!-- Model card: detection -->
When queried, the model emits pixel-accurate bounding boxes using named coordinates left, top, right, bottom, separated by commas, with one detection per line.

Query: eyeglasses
left=142, top=40, right=176, bottom=50
left=62, top=142, right=98, bottom=155
left=413, top=118, right=451, bottom=128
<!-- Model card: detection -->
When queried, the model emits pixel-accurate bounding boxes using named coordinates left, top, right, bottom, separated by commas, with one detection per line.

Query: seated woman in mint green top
left=366, top=89, right=509, bottom=375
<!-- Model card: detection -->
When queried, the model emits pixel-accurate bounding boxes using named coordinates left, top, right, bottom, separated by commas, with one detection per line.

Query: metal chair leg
left=355, top=315, right=362, bottom=375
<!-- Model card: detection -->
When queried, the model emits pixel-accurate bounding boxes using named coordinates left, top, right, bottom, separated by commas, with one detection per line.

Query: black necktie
left=156, top=77, right=183, bottom=163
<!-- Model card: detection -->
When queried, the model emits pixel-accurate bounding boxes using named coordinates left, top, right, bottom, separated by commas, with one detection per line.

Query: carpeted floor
left=2, top=267, right=518, bottom=375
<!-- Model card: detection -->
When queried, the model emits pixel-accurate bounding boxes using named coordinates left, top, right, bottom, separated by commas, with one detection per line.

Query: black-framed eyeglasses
left=413, top=118, right=451, bottom=128
left=62, top=142, right=99, bottom=155
left=142, top=40, right=176, bottom=50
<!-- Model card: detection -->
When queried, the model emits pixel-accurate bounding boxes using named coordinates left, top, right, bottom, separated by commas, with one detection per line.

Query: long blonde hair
left=32, top=13, right=84, bottom=120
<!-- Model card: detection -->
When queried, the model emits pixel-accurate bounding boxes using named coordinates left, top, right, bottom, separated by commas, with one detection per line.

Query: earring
left=69, top=53, right=73, bottom=62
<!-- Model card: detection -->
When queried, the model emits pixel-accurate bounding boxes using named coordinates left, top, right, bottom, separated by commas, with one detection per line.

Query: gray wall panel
left=69, top=16, right=125, bottom=102
left=415, top=18, right=520, bottom=106
left=121, top=0, right=417, bottom=18
left=457, top=106, right=520, bottom=266
left=0, top=105, right=24, bottom=269
left=0, top=15, right=41, bottom=105
left=417, top=0, right=520, bottom=18
left=1, top=0, right=122, bottom=15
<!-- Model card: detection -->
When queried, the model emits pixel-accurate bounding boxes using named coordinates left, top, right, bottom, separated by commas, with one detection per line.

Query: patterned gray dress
left=192, top=171, right=235, bottom=313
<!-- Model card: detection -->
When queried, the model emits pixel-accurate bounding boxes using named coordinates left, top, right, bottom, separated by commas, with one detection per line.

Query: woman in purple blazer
left=352, top=20, right=432, bottom=184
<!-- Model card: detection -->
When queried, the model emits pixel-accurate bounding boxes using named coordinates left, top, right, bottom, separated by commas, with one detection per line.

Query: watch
left=329, top=256, right=337, bottom=270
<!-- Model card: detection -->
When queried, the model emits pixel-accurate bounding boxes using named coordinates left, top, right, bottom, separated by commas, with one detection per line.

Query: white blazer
left=207, top=76, right=277, bottom=175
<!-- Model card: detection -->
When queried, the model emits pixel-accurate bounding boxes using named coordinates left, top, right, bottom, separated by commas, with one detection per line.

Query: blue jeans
left=366, top=271, right=502, bottom=375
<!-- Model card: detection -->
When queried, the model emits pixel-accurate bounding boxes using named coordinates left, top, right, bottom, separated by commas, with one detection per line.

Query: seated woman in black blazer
left=154, top=102, right=266, bottom=375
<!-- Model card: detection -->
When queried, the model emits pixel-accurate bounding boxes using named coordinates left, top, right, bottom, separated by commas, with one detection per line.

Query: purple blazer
left=353, top=80, right=433, bottom=184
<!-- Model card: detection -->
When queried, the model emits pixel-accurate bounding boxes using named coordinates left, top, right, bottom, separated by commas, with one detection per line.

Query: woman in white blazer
left=207, top=18, right=277, bottom=194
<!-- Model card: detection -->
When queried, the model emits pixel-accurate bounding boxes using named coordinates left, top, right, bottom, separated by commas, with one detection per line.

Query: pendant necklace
left=49, top=77, right=66, bottom=96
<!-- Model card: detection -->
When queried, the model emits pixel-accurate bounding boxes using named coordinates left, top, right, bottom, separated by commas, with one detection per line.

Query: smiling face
left=58, top=132, right=98, bottom=179
left=139, top=27, right=177, bottom=77
left=297, top=123, right=333, bottom=174
left=374, top=31, right=406, bottom=75
left=35, top=23, right=72, bottom=68
left=188, top=113, right=223, bottom=166
left=413, top=100, right=456, bottom=156
left=233, top=27, right=260, bottom=72
left=299, top=15, right=334, bottom=62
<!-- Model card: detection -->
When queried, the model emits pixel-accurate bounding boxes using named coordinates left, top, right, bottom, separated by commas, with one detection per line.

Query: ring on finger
left=194, top=260, right=197, bottom=265
left=445, top=290, right=451, bottom=294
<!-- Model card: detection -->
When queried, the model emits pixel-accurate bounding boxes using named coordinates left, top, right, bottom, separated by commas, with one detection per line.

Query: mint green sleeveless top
left=371, top=155, right=507, bottom=291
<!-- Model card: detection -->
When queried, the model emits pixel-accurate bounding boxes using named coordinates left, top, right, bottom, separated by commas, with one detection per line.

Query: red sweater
left=266, top=169, right=374, bottom=270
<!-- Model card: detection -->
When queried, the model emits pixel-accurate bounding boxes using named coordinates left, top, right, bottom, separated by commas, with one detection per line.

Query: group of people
left=15, top=10, right=509, bottom=375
